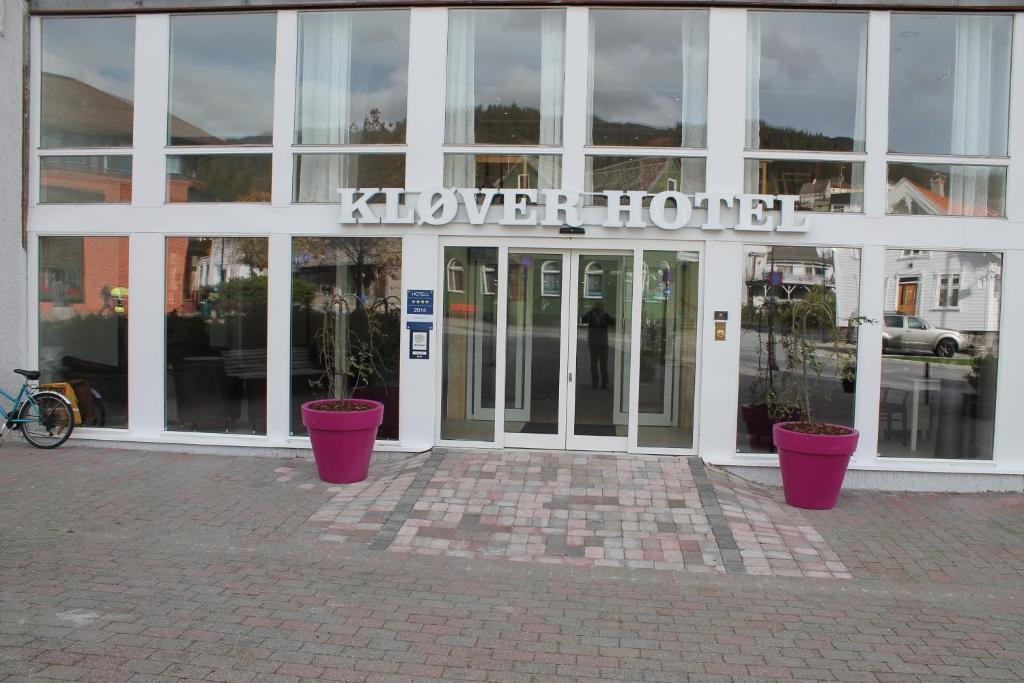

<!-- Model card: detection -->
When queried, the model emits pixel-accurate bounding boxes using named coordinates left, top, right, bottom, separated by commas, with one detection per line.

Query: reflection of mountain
left=756, top=123, right=855, bottom=153
left=591, top=118, right=687, bottom=147
left=473, top=104, right=544, bottom=145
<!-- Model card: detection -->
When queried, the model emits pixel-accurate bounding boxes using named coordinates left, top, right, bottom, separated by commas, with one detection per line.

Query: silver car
left=882, top=313, right=964, bottom=358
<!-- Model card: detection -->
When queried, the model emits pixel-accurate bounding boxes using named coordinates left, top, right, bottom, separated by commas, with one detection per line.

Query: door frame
left=435, top=236, right=704, bottom=456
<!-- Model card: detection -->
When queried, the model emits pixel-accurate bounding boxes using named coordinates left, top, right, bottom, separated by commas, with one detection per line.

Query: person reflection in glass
left=582, top=300, right=614, bottom=389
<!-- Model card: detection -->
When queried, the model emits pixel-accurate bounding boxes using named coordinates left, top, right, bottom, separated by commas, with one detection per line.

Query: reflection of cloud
left=42, top=17, right=134, bottom=102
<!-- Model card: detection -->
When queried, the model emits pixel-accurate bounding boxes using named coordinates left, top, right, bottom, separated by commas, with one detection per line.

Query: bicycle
left=0, top=369, right=75, bottom=449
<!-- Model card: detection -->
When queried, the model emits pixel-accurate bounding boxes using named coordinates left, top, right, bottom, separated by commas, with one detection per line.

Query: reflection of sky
left=470, top=10, right=554, bottom=111
left=42, top=17, right=135, bottom=102
left=591, top=11, right=691, bottom=130
left=756, top=12, right=865, bottom=141
left=889, top=15, right=1010, bottom=155
left=170, top=14, right=276, bottom=142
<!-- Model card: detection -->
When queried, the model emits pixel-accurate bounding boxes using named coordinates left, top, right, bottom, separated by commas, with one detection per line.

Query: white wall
left=0, top=0, right=26, bottom=378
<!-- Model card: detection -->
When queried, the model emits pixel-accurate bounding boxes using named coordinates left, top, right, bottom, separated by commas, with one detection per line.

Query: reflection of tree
left=474, top=104, right=544, bottom=145
left=756, top=123, right=855, bottom=153
left=591, top=117, right=686, bottom=147
left=175, top=156, right=272, bottom=203
left=350, top=107, right=406, bottom=145
left=292, top=237, right=401, bottom=305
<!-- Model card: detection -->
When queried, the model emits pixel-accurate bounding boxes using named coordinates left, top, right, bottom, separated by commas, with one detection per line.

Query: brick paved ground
left=2, top=443, right=1024, bottom=682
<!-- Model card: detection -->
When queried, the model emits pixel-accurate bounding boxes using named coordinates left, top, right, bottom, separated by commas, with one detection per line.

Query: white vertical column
left=863, top=11, right=890, bottom=218
left=494, top=246, right=508, bottom=446
left=992, top=250, right=1024, bottom=471
left=561, top=7, right=588, bottom=195
left=704, top=8, right=746, bottom=194
left=28, top=17, right=40, bottom=206
left=265, top=233, right=291, bottom=445
left=132, top=14, right=169, bottom=208
left=405, top=8, right=447, bottom=190
left=129, top=234, right=166, bottom=436
left=1006, top=14, right=1024, bottom=221
left=697, top=240, right=743, bottom=460
left=272, top=12, right=298, bottom=208
left=852, top=245, right=884, bottom=465
left=399, top=234, right=439, bottom=451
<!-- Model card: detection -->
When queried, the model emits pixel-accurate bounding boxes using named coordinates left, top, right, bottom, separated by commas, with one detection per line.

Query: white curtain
left=537, top=155, right=560, bottom=190
left=444, top=154, right=475, bottom=188
left=948, top=16, right=1007, bottom=215
left=445, top=11, right=476, bottom=145
left=680, top=11, right=709, bottom=149
left=296, top=13, right=353, bottom=201
left=745, top=12, right=761, bottom=149
left=539, top=10, right=565, bottom=146
left=585, top=15, right=596, bottom=145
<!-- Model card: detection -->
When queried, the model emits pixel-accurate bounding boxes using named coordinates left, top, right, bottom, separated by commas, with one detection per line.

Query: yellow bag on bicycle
left=39, top=382, right=83, bottom=426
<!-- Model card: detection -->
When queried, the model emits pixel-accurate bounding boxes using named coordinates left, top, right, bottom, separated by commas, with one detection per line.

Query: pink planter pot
left=301, top=399, right=384, bottom=484
left=773, top=422, right=859, bottom=510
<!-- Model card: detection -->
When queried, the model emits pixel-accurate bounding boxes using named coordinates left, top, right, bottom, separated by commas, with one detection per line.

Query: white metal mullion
left=265, top=234, right=291, bottom=444
left=271, top=11, right=297, bottom=208
left=886, top=154, right=1010, bottom=167
left=561, top=7, right=588, bottom=195
left=557, top=251, right=570, bottom=445
left=864, top=10, right=889, bottom=218
left=129, top=234, right=166, bottom=436
left=852, top=245, right=884, bottom=465
left=626, top=248, right=643, bottom=453
left=132, top=14, right=169, bottom=208
left=704, top=8, right=746, bottom=195
left=1007, top=14, right=1024, bottom=221
left=26, top=235, right=39, bottom=375
left=564, top=253, right=579, bottom=445
left=494, top=245, right=509, bottom=446
left=586, top=147, right=709, bottom=159
left=406, top=8, right=447, bottom=190
left=992, top=250, right=1023, bottom=469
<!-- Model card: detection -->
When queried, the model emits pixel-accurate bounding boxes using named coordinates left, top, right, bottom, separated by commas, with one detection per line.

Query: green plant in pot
left=772, top=299, right=871, bottom=510
left=300, top=293, right=388, bottom=484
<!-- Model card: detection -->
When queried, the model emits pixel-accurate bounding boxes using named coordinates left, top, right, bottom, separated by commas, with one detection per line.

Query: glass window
left=165, top=237, right=268, bottom=435
left=747, top=12, right=867, bottom=152
left=541, top=260, right=561, bottom=297
left=441, top=247, right=498, bottom=441
left=294, top=154, right=405, bottom=203
left=585, top=156, right=705, bottom=205
left=638, top=251, right=699, bottom=449
left=38, top=237, right=129, bottom=428
left=446, top=259, right=465, bottom=293
left=39, top=156, right=132, bottom=204
left=887, top=163, right=1005, bottom=217
left=290, top=238, right=402, bottom=440
left=738, top=246, right=861, bottom=453
left=445, top=9, right=565, bottom=146
left=745, top=159, right=864, bottom=213
left=40, top=17, right=135, bottom=148
left=589, top=10, right=708, bottom=148
left=880, top=250, right=1001, bottom=460
left=295, top=11, right=409, bottom=145
left=167, top=155, right=272, bottom=203
left=889, top=14, right=1011, bottom=157
left=938, top=275, right=960, bottom=308
left=444, top=155, right=561, bottom=191
left=584, top=262, right=604, bottom=299
left=168, top=14, right=276, bottom=146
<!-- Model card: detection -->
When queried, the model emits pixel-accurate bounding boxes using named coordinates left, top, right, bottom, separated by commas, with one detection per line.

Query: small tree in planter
left=772, top=299, right=871, bottom=510
left=301, top=294, right=388, bottom=484
left=740, top=300, right=802, bottom=451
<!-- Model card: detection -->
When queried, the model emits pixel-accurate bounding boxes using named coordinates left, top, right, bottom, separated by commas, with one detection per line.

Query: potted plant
left=772, top=300, right=870, bottom=510
left=740, top=300, right=802, bottom=451
left=301, top=293, right=387, bottom=484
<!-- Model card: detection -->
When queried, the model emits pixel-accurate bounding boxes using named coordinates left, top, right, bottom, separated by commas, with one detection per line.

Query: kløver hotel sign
left=338, top=188, right=811, bottom=233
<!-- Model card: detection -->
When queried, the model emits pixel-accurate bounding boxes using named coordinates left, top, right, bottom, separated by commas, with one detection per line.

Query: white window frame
left=935, top=273, right=961, bottom=310
left=540, top=260, right=561, bottom=297
left=446, top=257, right=465, bottom=293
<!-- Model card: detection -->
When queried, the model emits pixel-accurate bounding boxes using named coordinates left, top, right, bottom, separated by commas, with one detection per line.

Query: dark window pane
left=167, top=155, right=272, bottom=203
left=887, top=163, right=1005, bottom=217
left=444, top=154, right=561, bottom=191
left=446, top=9, right=564, bottom=145
left=39, top=156, right=132, bottom=204
left=295, top=11, right=409, bottom=144
left=889, top=14, right=1011, bottom=156
left=879, top=250, right=1001, bottom=460
left=441, top=246, right=498, bottom=441
left=41, top=17, right=135, bottom=148
left=294, top=154, right=405, bottom=203
left=165, top=237, right=268, bottom=435
left=745, top=159, right=864, bottom=213
left=290, top=238, right=402, bottom=440
left=590, top=10, right=707, bottom=148
left=169, top=14, right=276, bottom=145
left=39, top=236, right=130, bottom=429
left=585, top=156, right=705, bottom=205
left=747, top=12, right=867, bottom=152
left=738, top=246, right=861, bottom=453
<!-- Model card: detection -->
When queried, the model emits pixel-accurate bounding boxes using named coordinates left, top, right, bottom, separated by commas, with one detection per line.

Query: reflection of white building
left=798, top=178, right=856, bottom=213
left=745, top=246, right=861, bottom=324
left=194, top=241, right=256, bottom=289
left=883, top=250, right=1001, bottom=335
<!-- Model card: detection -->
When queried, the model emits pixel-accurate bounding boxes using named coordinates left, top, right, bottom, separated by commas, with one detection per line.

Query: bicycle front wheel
left=19, top=392, right=74, bottom=449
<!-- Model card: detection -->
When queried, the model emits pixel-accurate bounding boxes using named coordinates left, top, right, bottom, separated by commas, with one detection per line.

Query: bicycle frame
left=0, top=382, right=36, bottom=426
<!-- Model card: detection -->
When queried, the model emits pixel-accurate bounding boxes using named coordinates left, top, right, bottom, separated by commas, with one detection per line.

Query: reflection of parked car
left=882, top=313, right=964, bottom=358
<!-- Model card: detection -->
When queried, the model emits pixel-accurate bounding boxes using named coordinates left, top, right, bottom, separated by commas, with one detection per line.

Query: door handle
left=568, top=372, right=573, bottom=382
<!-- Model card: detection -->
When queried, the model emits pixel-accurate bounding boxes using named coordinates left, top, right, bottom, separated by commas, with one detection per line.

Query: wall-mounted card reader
left=714, top=311, right=728, bottom=342
left=407, top=321, right=432, bottom=359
